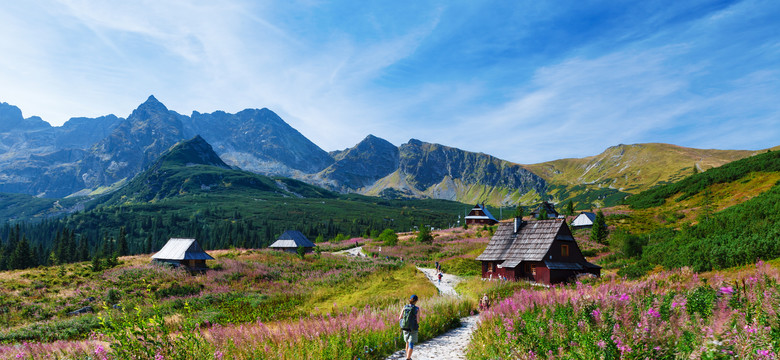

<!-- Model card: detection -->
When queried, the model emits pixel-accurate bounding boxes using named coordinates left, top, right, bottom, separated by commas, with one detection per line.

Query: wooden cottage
left=571, top=212, right=596, bottom=229
left=475, top=218, right=600, bottom=284
left=530, top=201, right=560, bottom=219
left=269, top=230, right=316, bottom=253
left=465, top=203, right=498, bottom=225
left=151, top=238, right=214, bottom=270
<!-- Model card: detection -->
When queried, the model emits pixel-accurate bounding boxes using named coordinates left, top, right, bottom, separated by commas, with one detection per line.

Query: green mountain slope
left=608, top=150, right=780, bottom=275
left=524, top=143, right=762, bottom=209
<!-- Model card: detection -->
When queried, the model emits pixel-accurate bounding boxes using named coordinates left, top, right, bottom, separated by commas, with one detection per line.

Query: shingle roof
left=465, top=204, right=497, bottom=222
left=572, top=212, right=596, bottom=227
left=476, top=219, right=581, bottom=269
left=151, top=238, right=214, bottom=261
left=269, top=230, right=315, bottom=248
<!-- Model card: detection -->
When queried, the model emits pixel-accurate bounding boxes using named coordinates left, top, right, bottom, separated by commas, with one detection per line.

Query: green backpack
left=399, top=304, right=418, bottom=331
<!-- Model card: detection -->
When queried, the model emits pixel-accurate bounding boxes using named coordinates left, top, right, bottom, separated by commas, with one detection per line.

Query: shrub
left=378, top=228, right=398, bottom=246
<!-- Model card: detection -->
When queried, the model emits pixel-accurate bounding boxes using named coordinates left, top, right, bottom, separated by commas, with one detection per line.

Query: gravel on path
left=385, top=267, right=478, bottom=360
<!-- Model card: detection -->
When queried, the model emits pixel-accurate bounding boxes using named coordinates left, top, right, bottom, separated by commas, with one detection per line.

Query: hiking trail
left=385, top=267, right=479, bottom=360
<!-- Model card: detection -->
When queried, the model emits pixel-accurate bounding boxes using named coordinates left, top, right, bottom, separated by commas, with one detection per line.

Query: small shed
left=475, top=218, right=600, bottom=284
left=465, top=203, right=498, bottom=225
left=530, top=201, right=559, bottom=219
left=151, top=238, right=214, bottom=270
left=269, top=230, right=316, bottom=253
left=571, top=212, right=596, bottom=229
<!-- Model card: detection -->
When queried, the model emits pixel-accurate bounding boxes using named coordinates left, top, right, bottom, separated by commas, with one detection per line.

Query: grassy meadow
left=0, top=227, right=487, bottom=359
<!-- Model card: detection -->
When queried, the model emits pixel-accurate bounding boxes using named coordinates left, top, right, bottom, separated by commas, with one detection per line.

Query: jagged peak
left=133, top=95, right=169, bottom=114
left=158, top=135, right=230, bottom=169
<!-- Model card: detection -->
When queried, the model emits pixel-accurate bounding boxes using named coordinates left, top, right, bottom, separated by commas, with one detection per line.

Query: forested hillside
left=0, top=137, right=470, bottom=270
left=610, top=150, right=780, bottom=276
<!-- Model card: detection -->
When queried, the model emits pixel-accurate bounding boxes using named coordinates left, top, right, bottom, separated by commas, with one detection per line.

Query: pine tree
left=9, top=237, right=33, bottom=270
left=566, top=200, right=574, bottom=216
left=118, top=227, right=128, bottom=256
left=417, top=225, right=433, bottom=243
left=590, top=211, right=608, bottom=244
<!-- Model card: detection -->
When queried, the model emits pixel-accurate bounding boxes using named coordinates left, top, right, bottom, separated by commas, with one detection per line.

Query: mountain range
left=0, top=96, right=774, bottom=207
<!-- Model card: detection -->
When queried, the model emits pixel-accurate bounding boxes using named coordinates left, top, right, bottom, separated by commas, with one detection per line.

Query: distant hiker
left=399, top=295, right=421, bottom=360
left=480, top=293, right=490, bottom=311
left=437, top=271, right=443, bottom=284
left=435, top=261, right=439, bottom=271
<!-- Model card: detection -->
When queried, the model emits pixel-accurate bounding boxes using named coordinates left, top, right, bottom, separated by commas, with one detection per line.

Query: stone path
left=335, top=245, right=366, bottom=257
left=385, top=267, right=479, bottom=360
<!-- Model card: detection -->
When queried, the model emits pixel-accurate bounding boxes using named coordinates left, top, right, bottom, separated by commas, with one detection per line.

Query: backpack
left=399, top=304, right=418, bottom=331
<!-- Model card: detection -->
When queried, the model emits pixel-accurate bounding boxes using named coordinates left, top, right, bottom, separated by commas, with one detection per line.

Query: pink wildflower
left=647, top=308, right=661, bottom=318
left=155, top=352, right=165, bottom=360
left=597, top=340, right=606, bottom=349
left=719, top=286, right=734, bottom=295
left=591, top=308, right=601, bottom=318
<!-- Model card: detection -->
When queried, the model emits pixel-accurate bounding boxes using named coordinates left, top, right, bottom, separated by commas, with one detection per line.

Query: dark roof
left=152, top=238, right=214, bottom=261
left=476, top=219, right=571, bottom=264
left=530, top=201, right=559, bottom=218
left=465, top=203, right=497, bottom=222
left=476, top=219, right=601, bottom=270
left=269, top=230, right=315, bottom=248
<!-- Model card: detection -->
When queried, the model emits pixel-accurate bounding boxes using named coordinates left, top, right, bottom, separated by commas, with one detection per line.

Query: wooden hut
left=465, top=203, right=498, bottom=225
left=475, top=218, right=600, bottom=284
left=151, top=238, right=214, bottom=270
left=269, top=230, right=316, bottom=253
left=571, top=212, right=596, bottom=229
left=530, top=201, right=559, bottom=219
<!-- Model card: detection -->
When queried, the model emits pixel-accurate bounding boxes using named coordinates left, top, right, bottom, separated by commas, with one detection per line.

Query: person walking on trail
left=481, top=293, right=490, bottom=311
left=399, top=295, right=421, bottom=360
left=437, top=271, right=443, bottom=284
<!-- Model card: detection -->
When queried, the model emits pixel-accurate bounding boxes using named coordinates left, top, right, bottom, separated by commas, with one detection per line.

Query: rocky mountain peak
left=157, top=135, right=230, bottom=169
left=132, top=95, right=170, bottom=117
left=0, top=102, right=25, bottom=131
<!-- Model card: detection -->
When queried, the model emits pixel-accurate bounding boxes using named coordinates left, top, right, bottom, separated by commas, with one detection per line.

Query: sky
left=0, top=0, right=778, bottom=164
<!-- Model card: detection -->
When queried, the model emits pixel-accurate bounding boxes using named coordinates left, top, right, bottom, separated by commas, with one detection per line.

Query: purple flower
left=597, top=340, right=606, bottom=349
left=591, top=308, right=601, bottom=318
left=719, top=286, right=734, bottom=295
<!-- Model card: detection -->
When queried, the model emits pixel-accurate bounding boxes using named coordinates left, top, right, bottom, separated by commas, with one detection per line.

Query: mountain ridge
left=0, top=96, right=775, bottom=208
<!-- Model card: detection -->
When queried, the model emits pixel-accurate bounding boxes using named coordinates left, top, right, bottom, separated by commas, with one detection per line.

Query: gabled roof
left=152, top=238, right=214, bottom=261
left=572, top=212, right=596, bottom=227
left=465, top=203, right=497, bottom=222
left=530, top=201, right=559, bottom=218
left=269, top=230, right=315, bottom=248
left=476, top=219, right=597, bottom=271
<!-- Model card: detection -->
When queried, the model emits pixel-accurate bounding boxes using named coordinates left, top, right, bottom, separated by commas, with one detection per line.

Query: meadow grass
left=467, top=261, right=780, bottom=359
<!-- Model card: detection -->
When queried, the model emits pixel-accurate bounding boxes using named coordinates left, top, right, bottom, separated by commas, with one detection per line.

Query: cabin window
left=488, top=262, right=494, bottom=272
left=561, top=244, right=569, bottom=257
left=525, top=263, right=536, bottom=276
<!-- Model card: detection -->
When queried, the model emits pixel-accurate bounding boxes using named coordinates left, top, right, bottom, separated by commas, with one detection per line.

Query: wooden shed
left=269, top=230, right=316, bottom=253
left=465, top=203, right=498, bottom=225
left=151, top=238, right=214, bottom=270
left=571, top=212, right=596, bottom=229
left=475, top=218, right=600, bottom=284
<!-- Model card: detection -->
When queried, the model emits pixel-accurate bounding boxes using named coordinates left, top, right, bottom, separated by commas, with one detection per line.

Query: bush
left=377, top=229, right=398, bottom=246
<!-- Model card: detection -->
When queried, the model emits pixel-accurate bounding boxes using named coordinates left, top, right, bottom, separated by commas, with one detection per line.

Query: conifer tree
left=566, top=200, right=574, bottom=216
left=118, top=227, right=128, bottom=256
left=590, top=211, right=608, bottom=244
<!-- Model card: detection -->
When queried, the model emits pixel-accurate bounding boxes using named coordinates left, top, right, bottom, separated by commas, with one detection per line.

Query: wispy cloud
left=0, top=0, right=777, bottom=164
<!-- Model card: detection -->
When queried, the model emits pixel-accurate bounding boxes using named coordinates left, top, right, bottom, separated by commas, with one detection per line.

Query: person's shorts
left=403, top=329, right=418, bottom=345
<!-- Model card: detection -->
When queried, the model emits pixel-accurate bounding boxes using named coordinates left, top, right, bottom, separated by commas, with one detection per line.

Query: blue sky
left=0, top=0, right=778, bottom=163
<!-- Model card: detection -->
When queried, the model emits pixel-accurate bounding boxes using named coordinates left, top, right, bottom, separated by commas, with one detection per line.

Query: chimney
left=514, top=217, right=525, bottom=233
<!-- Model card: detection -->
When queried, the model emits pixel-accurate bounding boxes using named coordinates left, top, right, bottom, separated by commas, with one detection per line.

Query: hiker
left=399, top=295, right=421, bottom=360
left=435, top=261, right=439, bottom=271
left=481, top=293, right=490, bottom=310
left=437, top=271, right=443, bottom=284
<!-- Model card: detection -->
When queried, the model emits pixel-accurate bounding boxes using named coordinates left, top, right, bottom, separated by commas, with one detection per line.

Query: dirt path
left=334, top=246, right=366, bottom=257
left=385, top=267, right=478, bottom=360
